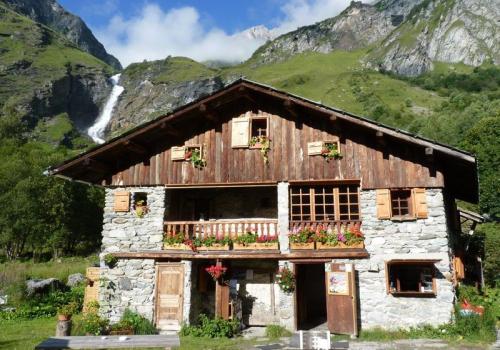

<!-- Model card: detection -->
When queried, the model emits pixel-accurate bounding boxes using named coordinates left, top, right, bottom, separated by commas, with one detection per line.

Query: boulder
left=26, top=278, right=66, bottom=296
left=0, top=295, right=7, bottom=305
left=67, top=273, right=86, bottom=287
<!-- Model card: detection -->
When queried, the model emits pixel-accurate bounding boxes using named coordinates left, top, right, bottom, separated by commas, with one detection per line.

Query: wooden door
left=156, top=264, right=184, bottom=330
left=325, top=263, right=358, bottom=336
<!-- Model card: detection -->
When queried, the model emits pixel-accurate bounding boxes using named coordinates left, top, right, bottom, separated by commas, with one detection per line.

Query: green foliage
left=276, top=266, right=295, bottom=293
left=234, top=232, right=258, bottom=245
left=118, top=309, right=157, bottom=335
left=104, top=254, right=118, bottom=268
left=476, top=223, right=500, bottom=285
left=0, top=285, right=84, bottom=320
left=57, top=301, right=80, bottom=317
left=265, top=324, right=292, bottom=339
left=288, top=229, right=315, bottom=243
left=457, top=285, right=500, bottom=324
left=180, top=314, right=240, bottom=338
left=360, top=306, right=496, bottom=343
left=79, top=310, right=110, bottom=336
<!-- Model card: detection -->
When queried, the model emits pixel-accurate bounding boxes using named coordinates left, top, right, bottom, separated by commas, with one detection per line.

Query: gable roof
left=48, top=78, right=478, bottom=201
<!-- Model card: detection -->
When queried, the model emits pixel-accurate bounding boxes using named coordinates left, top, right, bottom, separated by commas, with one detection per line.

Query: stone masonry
left=335, top=188, right=455, bottom=329
left=99, top=187, right=165, bottom=323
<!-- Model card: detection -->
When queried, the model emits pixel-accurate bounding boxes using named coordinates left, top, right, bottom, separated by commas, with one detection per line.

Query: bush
left=119, top=309, right=157, bottom=335
left=0, top=285, right=84, bottom=319
left=265, top=324, right=291, bottom=339
left=79, top=311, right=109, bottom=336
left=180, top=314, right=240, bottom=338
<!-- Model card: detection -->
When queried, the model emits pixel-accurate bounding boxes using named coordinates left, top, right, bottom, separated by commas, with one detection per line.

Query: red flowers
left=256, top=235, right=278, bottom=243
left=205, top=265, right=227, bottom=280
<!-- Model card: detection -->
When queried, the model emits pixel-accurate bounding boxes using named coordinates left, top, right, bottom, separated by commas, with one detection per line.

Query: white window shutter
left=231, top=115, right=250, bottom=148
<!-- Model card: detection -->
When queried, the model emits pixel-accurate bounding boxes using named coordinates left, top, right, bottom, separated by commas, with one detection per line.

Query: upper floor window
left=290, top=184, right=360, bottom=222
left=250, top=117, right=268, bottom=139
left=391, top=189, right=412, bottom=219
left=377, top=188, right=428, bottom=220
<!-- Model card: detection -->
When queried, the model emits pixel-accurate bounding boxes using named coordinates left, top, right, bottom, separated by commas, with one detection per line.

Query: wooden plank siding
left=109, top=108, right=444, bottom=189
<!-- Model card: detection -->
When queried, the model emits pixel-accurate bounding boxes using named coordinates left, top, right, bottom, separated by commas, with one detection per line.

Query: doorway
left=155, top=263, right=184, bottom=331
left=295, top=263, right=327, bottom=330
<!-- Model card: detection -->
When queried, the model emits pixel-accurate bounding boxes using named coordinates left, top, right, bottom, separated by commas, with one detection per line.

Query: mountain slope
left=247, top=0, right=424, bottom=67
left=1, top=0, right=121, bottom=69
left=0, top=2, right=112, bottom=136
left=367, top=0, right=500, bottom=76
left=248, top=0, right=498, bottom=77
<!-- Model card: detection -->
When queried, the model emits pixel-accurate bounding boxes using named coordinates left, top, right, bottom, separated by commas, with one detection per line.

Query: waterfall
left=87, top=73, right=124, bottom=144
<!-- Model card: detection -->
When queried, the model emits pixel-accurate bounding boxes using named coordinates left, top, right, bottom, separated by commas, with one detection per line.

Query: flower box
left=197, top=244, right=231, bottom=251
left=290, top=242, right=315, bottom=250
left=316, top=242, right=364, bottom=249
left=233, top=242, right=279, bottom=250
left=162, top=243, right=190, bottom=250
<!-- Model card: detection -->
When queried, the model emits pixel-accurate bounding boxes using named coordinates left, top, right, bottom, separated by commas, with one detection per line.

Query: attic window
left=386, top=261, right=436, bottom=297
left=250, top=117, right=268, bottom=138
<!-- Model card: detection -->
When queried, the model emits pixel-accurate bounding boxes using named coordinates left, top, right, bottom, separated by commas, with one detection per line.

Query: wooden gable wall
left=106, top=101, right=444, bottom=189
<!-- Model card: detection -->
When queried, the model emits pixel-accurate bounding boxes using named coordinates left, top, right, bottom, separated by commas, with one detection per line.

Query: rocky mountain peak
left=1, top=0, right=122, bottom=69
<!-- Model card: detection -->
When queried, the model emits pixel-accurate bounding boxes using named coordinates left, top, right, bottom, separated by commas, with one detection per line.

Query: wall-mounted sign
left=327, top=271, right=349, bottom=295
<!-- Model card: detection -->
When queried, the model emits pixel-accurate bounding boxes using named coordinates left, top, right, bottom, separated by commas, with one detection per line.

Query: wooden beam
left=199, top=103, right=207, bottom=112
left=376, top=131, right=384, bottom=138
left=329, top=115, right=337, bottom=122
left=83, top=158, right=110, bottom=173
left=160, top=122, right=178, bottom=136
left=425, top=147, right=434, bottom=156
left=111, top=249, right=370, bottom=260
left=122, top=140, right=147, bottom=155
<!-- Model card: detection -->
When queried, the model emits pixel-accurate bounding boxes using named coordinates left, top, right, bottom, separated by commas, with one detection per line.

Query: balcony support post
left=277, top=182, right=290, bottom=253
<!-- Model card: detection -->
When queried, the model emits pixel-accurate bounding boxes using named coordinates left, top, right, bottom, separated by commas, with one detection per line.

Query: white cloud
left=96, top=0, right=367, bottom=67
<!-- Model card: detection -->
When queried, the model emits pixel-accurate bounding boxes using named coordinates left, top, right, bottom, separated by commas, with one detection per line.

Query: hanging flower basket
left=205, top=265, right=227, bottom=281
left=276, top=265, right=295, bottom=293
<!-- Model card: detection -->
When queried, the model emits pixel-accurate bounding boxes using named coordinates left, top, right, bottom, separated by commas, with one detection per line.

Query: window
left=391, top=190, right=412, bottom=218
left=290, top=184, right=360, bottom=222
left=376, top=188, right=428, bottom=220
left=231, top=113, right=269, bottom=148
left=250, top=117, right=268, bottom=139
left=386, top=262, right=436, bottom=297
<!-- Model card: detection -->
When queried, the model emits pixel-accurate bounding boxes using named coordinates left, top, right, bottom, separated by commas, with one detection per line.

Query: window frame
left=390, top=189, right=413, bottom=220
left=290, top=184, right=360, bottom=222
left=249, top=116, right=269, bottom=149
left=385, top=261, right=437, bottom=297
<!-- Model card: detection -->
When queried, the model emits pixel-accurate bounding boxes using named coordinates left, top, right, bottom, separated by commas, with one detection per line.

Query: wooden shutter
left=307, top=141, right=324, bottom=155
left=231, top=115, right=250, bottom=147
left=376, top=189, right=391, bottom=219
left=171, top=146, right=186, bottom=160
left=83, top=267, right=100, bottom=313
left=412, top=188, right=428, bottom=218
left=114, top=191, right=130, bottom=212
left=454, top=256, right=465, bottom=280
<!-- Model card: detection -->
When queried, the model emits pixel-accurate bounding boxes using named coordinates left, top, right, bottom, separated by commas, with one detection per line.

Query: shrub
left=80, top=311, right=109, bottom=336
left=265, top=324, right=291, bottom=339
left=180, top=314, right=240, bottom=338
left=104, top=254, right=118, bottom=268
left=119, top=309, right=157, bottom=335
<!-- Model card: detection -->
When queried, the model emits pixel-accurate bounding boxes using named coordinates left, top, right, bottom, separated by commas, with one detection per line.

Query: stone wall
left=336, top=188, right=454, bottom=329
left=99, top=187, right=166, bottom=322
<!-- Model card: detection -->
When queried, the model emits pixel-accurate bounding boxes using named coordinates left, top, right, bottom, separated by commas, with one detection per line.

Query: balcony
left=164, top=219, right=278, bottom=240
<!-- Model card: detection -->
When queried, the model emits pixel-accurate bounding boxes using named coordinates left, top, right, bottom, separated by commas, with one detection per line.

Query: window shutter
left=412, top=188, right=428, bottom=219
left=114, top=191, right=130, bottom=212
left=376, top=189, right=391, bottom=219
left=231, top=115, right=250, bottom=147
left=171, top=146, right=186, bottom=160
left=307, top=141, right=324, bottom=155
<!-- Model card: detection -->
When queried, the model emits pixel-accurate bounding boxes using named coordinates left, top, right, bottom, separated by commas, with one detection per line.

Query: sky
left=59, top=0, right=366, bottom=67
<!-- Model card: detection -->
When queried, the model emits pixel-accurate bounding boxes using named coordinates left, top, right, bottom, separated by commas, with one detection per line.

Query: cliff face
left=1, top=0, right=121, bottom=70
left=248, top=0, right=498, bottom=77
left=248, top=0, right=425, bottom=66
left=0, top=2, right=112, bottom=132
left=368, top=0, right=500, bottom=76
left=108, top=57, right=225, bottom=134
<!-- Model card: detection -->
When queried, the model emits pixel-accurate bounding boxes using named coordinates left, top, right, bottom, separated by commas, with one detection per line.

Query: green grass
left=0, top=256, right=98, bottom=306
left=0, top=317, right=57, bottom=350
left=175, top=335, right=260, bottom=350
left=229, top=50, right=443, bottom=117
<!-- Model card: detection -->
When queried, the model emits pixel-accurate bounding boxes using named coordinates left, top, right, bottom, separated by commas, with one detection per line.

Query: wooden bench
left=35, top=335, right=180, bottom=349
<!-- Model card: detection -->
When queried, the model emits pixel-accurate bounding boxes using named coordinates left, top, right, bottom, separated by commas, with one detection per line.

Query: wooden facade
left=50, top=79, right=477, bottom=202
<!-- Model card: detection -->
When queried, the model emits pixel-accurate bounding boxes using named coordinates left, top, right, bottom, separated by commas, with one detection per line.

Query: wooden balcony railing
left=289, top=220, right=362, bottom=234
left=164, top=219, right=278, bottom=239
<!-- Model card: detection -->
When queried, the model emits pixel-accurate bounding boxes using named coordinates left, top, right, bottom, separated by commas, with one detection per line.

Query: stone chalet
left=49, top=79, right=478, bottom=335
